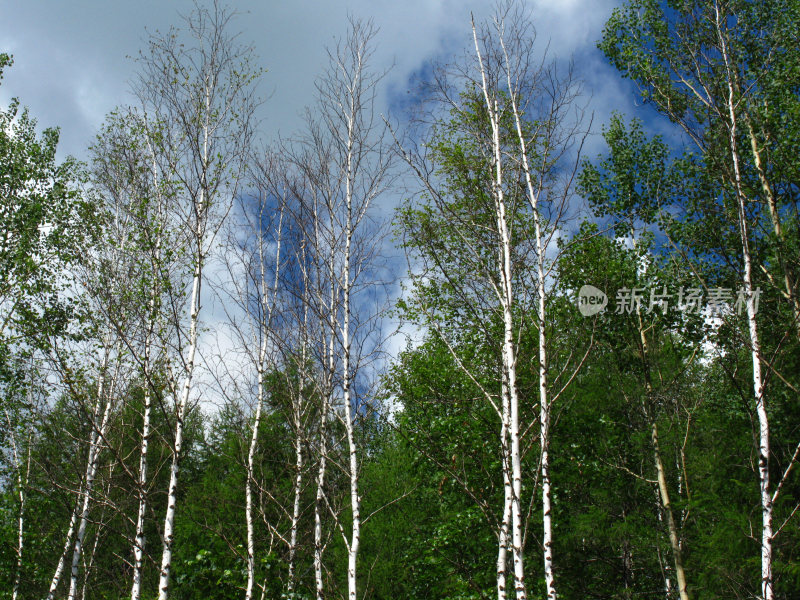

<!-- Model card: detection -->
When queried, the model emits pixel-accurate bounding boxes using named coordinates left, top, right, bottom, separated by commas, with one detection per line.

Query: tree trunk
left=497, top=385, right=512, bottom=600
left=130, top=377, right=152, bottom=600
left=313, top=400, right=329, bottom=600
left=472, top=19, right=529, bottom=598
left=246, top=204, right=283, bottom=600
left=651, top=422, right=690, bottom=600
left=245, top=345, right=267, bottom=600
left=131, top=137, right=166, bottom=600
left=635, top=286, right=691, bottom=600
left=343, top=196, right=360, bottom=600
left=55, top=340, right=115, bottom=600
left=67, top=369, right=115, bottom=600
left=314, top=234, right=337, bottom=600
left=48, top=500, right=79, bottom=599
left=715, top=6, right=772, bottom=597
left=5, top=403, right=32, bottom=600
left=158, top=258, right=202, bottom=600
left=503, top=30, right=555, bottom=599
left=540, top=403, right=556, bottom=600
left=288, top=321, right=308, bottom=592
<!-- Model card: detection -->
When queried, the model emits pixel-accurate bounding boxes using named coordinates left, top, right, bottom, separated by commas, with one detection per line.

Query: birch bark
left=244, top=202, right=283, bottom=600
left=67, top=349, right=117, bottom=600
left=4, top=400, right=32, bottom=600
left=472, top=18, right=528, bottom=600
left=157, top=257, right=202, bottom=600
left=287, top=296, right=309, bottom=592
left=49, top=339, right=115, bottom=600
left=502, top=45, right=554, bottom=600
left=130, top=129, right=170, bottom=600
left=129, top=6, right=259, bottom=597
left=714, top=5, right=772, bottom=597
left=314, top=18, right=391, bottom=599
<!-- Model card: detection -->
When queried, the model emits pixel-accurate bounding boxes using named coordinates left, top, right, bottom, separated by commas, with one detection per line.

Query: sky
left=1, top=0, right=633, bottom=162
left=1, top=0, right=642, bottom=410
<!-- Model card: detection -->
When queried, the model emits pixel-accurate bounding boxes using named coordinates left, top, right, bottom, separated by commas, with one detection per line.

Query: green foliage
left=0, top=53, right=95, bottom=347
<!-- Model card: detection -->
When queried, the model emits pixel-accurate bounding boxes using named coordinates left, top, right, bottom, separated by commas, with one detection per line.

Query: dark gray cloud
left=1, top=0, right=625, bottom=161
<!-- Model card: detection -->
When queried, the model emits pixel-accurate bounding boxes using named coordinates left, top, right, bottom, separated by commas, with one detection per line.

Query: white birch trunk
left=496, top=137, right=527, bottom=600
left=535, top=173, right=556, bottom=600
left=311, top=19, right=387, bottom=599
left=157, top=257, right=202, bottom=600
left=497, top=378, right=512, bottom=600
left=49, top=358, right=109, bottom=600
left=80, top=471, right=112, bottom=600
left=715, top=5, right=772, bottom=597
left=67, top=356, right=116, bottom=600
left=287, top=412, right=304, bottom=592
left=5, top=405, right=32, bottom=600
left=288, top=306, right=308, bottom=592
left=496, top=486, right=512, bottom=600
left=245, top=338, right=267, bottom=600
left=472, top=18, right=528, bottom=599
left=49, top=340, right=113, bottom=600
left=313, top=397, right=329, bottom=600
left=130, top=369, right=152, bottom=600
left=12, top=444, right=28, bottom=600
left=246, top=206, right=283, bottom=600
left=81, top=530, right=100, bottom=600
left=314, top=218, right=337, bottom=600
left=502, top=38, right=555, bottom=600
left=344, top=368, right=360, bottom=600
left=48, top=501, right=80, bottom=599
left=540, top=405, right=555, bottom=600
left=131, top=133, right=168, bottom=600
left=501, top=164, right=527, bottom=600
left=343, top=169, right=361, bottom=600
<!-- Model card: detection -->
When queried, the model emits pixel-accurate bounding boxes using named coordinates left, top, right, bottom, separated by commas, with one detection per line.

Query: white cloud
left=1, top=1, right=623, bottom=158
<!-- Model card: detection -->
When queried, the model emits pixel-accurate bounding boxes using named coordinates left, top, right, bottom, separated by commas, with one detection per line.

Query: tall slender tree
left=600, top=2, right=800, bottom=596
left=130, top=3, right=261, bottom=597
left=395, top=6, right=586, bottom=598
left=313, top=18, right=393, bottom=599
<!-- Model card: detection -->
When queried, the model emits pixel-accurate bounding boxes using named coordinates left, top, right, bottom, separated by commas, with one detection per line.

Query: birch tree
left=241, top=171, right=284, bottom=600
left=60, top=187, right=143, bottom=600
left=600, top=2, right=800, bottom=596
left=1, top=55, right=95, bottom=597
left=131, top=3, right=260, bottom=597
left=214, top=149, right=292, bottom=600
left=395, top=6, right=586, bottom=598
left=488, top=11, right=587, bottom=596
left=275, top=127, right=342, bottom=599
left=90, top=108, right=180, bottom=600
left=314, top=19, right=392, bottom=600
left=44, top=331, right=128, bottom=600
left=45, top=169, right=139, bottom=599
left=3, top=362, right=39, bottom=600
left=261, top=163, right=315, bottom=597
left=395, top=80, right=533, bottom=600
